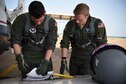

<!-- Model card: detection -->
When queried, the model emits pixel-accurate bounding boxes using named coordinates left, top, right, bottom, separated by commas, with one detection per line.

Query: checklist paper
left=23, top=68, right=53, bottom=81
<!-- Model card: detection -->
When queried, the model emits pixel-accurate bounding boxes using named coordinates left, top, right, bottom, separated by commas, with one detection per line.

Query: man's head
left=28, top=1, right=46, bottom=25
left=29, top=1, right=45, bottom=19
left=73, top=3, right=90, bottom=27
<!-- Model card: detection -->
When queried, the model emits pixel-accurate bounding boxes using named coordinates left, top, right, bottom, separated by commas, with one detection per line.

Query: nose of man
left=36, top=21, right=41, bottom=25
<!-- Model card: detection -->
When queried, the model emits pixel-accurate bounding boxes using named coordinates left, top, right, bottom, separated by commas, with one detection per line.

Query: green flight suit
left=11, top=13, right=57, bottom=77
left=60, top=16, right=107, bottom=75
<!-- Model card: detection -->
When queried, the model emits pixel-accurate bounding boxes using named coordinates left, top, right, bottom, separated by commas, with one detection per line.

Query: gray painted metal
left=0, top=75, right=98, bottom=84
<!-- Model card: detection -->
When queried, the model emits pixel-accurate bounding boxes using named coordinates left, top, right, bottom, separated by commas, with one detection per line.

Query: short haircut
left=28, top=1, right=45, bottom=19
left=73, top=3, right=89, bottom=15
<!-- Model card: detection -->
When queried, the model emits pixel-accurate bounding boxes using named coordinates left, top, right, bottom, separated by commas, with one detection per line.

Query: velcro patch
left=98, top=22, right=104, bottom=28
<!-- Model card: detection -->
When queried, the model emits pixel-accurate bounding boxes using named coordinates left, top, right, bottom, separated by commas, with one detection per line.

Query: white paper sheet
left=23, top=68, right=53, bottom=81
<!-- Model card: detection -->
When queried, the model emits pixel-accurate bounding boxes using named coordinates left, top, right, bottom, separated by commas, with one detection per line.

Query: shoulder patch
left=98, top=22, right=105, bottom=28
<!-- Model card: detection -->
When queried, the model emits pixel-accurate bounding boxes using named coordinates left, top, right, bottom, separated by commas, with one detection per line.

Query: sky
left=5, top=0, right=126, bottom=37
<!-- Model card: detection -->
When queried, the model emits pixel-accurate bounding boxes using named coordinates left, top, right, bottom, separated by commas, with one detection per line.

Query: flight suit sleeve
left=60, top=21, right=72, bottom=49
left=45, top=18, right=57, bottom=50
left=11, top=14, right=25, bottom=46
left=95, top=19, right=107, bottom=47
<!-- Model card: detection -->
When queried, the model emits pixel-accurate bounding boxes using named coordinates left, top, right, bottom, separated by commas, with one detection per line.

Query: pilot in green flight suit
left=11, top=1, right=57, bottom=78
left=60, top=3, right=107, bottom=76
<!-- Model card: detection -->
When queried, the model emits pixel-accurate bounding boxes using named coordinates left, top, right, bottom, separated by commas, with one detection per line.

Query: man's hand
left=60, top=57, right=69, bottom=74
left=16, top=54, right=29, bottom=73
left=36, top=59, right=49, bottom=76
